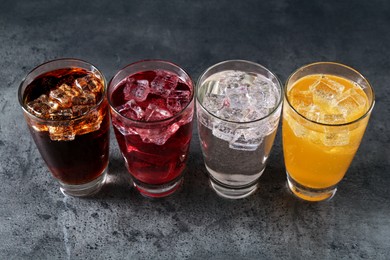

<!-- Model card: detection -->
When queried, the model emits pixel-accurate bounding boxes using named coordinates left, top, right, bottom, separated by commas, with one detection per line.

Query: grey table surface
left=1, top=0, right=389, bottom=259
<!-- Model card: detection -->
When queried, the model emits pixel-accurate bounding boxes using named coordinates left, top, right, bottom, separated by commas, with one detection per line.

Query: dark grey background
left=1, top=0, right=389, bottom=259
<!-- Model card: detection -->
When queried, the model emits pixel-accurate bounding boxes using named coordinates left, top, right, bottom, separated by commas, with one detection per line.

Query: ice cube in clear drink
left=212, top=121, right=236, bottom=142
left=229, top=127, right=263, bottom=151
left=202, top=93, right=228, bottom=114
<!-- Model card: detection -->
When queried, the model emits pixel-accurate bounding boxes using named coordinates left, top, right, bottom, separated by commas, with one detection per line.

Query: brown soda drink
left=19, top=59, right=109, bottom=196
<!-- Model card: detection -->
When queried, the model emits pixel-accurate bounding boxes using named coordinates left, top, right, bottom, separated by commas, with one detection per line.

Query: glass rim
left=196, top=59, right=284, bottom=124
left=18, top=58, right=107, bottom=123
left=107, top=59, right=195, bottom=125
left=284, top=61, right=376, bottom=127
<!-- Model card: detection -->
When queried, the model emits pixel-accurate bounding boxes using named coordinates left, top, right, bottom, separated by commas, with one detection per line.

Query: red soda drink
left=108, top=60, right=194, bottom=198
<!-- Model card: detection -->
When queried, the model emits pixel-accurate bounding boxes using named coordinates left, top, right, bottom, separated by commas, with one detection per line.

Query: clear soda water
left=197, top=70, right=281, bottom=188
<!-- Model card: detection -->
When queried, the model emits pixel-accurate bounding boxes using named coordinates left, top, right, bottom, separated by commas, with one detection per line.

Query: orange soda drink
left=283, top=62, right=374, bottom=201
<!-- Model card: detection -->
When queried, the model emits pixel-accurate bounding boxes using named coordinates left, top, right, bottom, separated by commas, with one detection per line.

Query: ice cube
left=48, top=125, right=75, bottom=141
left=310, top=77, right=344, bottom=106
left=336, top=88, right=367, bottom=119
left=229, top=127, right=263, bottom=151
left=166, top=90, right=191, bottom=113
left=26, top=94, right=51, bottom=118
left=218, top=107, right=250, bottom=122
left=111, top=114, right=138, bottom=136
left=74, top=75, right=103, bottom=93
left=289, top=90, right=313, bottom=107
left=322, top=77, right=345, bottom=93
left=212, top=121, right=236, bottom=142
left=144, top=103, right=172, bottom=121
left=285, top=113, right=308, bottom=138
left=52, top=108, right=73, bottom=120
left=116, top=99, right=145, bottom=120
left=227, top=89, right=249, bottom=109
left=136, top=123, right=180, bottom=145
left=244, top=102, right=271, bottom=121
left=203, top=80, right=225, bottom=96
left=150, top=70, right=178, bottom=98
left=322, top=114, right=346, bottom=124
left=49, top=83, right=78, bottom=108
left=253, top=90, right=277, bottom=109
left=249, top=78, right=278, bottom=110
left=72, top=92, right=96, bottom=105
left=73, top=111, right=102, bottom=135
left=123, top=79, right=150, bottom=102
left=241, top=72, right=257, bottom=86
left=72, top=105, right=90, bottom=117
left=297, top=104, right=321, bottom=122
left=323, top=127, right=350, bottom=146
left=202, top=93, right=228, bottom=114
left=197, top=106, right=213, bottom=129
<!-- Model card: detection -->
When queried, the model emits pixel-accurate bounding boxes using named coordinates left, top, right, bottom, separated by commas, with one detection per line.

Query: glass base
left=209, top=179, right=258, bottom=199
left=59, top=167, right=107, bottom=197
left=132, top=177, right=183, bottom=198
left=286, top=173, right=337, bottom=202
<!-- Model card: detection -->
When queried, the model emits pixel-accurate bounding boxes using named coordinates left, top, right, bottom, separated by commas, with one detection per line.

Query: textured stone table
left=1, top=0, right=389, bottom=259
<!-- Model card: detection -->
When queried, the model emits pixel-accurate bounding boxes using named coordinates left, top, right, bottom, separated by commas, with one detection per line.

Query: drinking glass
left=196, top=60, right=283, bottom=199
left=283, top=62, right=375, bottom=201
left=19, top=59, right=110, bottom=196
left=108, top=60, right=194, bottom=198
